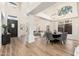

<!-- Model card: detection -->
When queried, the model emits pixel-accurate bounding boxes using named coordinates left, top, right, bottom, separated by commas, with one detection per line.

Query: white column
left=27, top=15, right=35, bottom=43
left=1, top=3, right=7, bottom=25
left=0, top=3, right=7, bottom=46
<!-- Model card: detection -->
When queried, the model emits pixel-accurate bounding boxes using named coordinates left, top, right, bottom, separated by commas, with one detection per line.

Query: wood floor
left=0, top=37, right=79, bottom=56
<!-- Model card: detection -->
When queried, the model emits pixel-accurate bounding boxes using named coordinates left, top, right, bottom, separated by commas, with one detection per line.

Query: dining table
left=52, top=32, right=62, bottom=39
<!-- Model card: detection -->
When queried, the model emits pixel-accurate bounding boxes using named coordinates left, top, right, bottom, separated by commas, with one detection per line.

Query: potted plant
left=2, top=24, right=8, bottom=34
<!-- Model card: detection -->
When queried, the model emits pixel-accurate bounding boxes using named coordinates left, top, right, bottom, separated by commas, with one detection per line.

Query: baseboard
left=68, top=38, right=79, bottom=42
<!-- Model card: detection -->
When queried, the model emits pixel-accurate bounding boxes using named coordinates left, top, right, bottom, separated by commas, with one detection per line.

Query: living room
left=0, top=2, right=79, bottom=56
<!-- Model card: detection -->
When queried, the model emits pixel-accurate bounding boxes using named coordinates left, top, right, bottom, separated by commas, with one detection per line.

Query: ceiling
left=27, top=2, right=56, bottom=15
left=21, top=2, right=41, bottom=14
left=22, top=2, right=56, bottom=21
left=27, top=2, right=56, bottom=21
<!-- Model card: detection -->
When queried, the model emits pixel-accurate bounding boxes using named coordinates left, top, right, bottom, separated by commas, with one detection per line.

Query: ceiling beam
left=27, top=2, right=56, bottom=15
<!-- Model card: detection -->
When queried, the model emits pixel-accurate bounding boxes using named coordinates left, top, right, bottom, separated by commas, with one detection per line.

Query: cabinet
left=2, top=33, right=10, bottom=45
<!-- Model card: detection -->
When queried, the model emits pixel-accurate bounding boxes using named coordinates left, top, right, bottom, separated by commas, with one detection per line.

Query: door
left=7, top=19, right=18, bottom=37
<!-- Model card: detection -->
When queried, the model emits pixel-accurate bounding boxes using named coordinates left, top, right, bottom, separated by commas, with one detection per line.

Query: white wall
left=34, top=16, right=51, bottom=31
left=71, top=17, right=79, bottom=40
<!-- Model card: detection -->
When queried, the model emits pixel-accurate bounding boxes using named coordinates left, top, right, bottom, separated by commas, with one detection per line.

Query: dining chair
left=44, top=32, right=54, bottom=44
left=59, top=32, right=67, bottom=44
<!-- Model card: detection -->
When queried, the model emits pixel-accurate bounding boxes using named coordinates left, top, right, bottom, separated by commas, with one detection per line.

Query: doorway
left=7, top=19, right=18, bottom=37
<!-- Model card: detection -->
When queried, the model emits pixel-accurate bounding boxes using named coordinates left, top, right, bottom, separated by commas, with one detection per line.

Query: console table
left=2, top=33, right=11, bottom=45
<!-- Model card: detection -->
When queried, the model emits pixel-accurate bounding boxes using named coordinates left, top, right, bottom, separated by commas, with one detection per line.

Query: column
left=27, top=15, right=36, bottom=43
